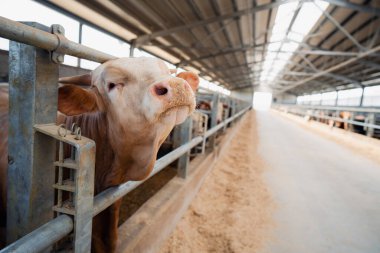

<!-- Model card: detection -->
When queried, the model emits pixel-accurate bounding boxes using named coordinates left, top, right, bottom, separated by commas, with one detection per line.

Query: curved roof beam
left=279, top=44, right=380, bottom=94
left=322, top=0, right=380, bottom=16
left=134, top=0, right=380, bottom=47
left=134, top=0, right=309, bottom=46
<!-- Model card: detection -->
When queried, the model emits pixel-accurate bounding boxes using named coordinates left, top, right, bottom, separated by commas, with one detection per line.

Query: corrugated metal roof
left=43, top=0, right=380, bottom=95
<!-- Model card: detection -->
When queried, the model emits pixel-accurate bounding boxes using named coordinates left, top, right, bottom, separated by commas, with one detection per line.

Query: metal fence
left=273, top=104, right=380, bottom=137
left=0, top=17, right=250, bottom=253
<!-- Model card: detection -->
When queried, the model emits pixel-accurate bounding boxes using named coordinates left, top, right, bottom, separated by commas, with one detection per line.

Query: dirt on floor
left=159, top=111, right=274, bottom=253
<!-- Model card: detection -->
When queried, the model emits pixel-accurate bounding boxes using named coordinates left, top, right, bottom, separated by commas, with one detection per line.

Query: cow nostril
left=154, top=85, right=168, bottom=96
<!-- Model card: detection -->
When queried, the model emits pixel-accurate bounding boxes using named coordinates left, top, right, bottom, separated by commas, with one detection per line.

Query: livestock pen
left=3, top=1, right=380, bottom=252
left=273, top=104, right=380, bottom=138
left=0, top=16, right=250, bottom=253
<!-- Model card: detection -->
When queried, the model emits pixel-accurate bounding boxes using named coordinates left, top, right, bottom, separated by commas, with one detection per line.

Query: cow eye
left=108, top=82, right=116, bottom=91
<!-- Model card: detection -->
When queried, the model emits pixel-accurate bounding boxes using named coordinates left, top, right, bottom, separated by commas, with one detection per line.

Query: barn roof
left=42, top=0, right=380, bottom=95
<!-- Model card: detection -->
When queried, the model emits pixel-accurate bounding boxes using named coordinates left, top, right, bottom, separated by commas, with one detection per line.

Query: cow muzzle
left=150, top=77, right=196, bottom=124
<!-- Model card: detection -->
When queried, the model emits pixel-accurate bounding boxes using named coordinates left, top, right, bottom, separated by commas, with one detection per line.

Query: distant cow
left=334, top=111, right=351, bottom=130
left=0, top=57, right=199, bottom=252
left=196, top=99, right=228, bottom=125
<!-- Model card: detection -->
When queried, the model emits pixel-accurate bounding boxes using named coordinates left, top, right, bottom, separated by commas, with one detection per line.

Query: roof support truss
left=279, top=44, right=380, bottom=93
left=134, top=0, right=307, bottom=46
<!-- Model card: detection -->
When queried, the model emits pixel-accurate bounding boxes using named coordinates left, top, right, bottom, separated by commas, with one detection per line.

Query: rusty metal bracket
left=50, top=24, right=66, bottom=64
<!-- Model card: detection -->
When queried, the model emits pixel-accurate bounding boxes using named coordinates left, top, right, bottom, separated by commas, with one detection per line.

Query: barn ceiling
left=41, top=0, right=380, bottom=95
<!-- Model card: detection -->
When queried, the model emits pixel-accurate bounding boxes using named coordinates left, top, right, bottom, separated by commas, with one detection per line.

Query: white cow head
left=58, top=57, right=199, bottom=180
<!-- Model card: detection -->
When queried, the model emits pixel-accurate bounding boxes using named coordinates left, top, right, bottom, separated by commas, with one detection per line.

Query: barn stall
left=1, top=0, right=380, bottom=253
left=0, top=2, right=250, bottom=252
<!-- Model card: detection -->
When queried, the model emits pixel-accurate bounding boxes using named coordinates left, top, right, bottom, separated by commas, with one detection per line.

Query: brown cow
left=334, top=111, right=351, bottom=130
left=0, top=57, right=199, bottom=252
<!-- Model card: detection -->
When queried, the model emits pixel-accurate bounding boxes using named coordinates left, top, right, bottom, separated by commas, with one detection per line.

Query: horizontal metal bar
left=180, top=47, right=363, bottom=66
left=4, top=105, right=250, bottom=252
left=0, top=16, right=115, bottom=63
left=323, top=0, right=380, bottom=16
left=274, top=105, right=380, bottom=129
left=205, top=107, right=249, bottom=138
left=93, top=106, right=250, bottom=216
left=308, top=113, right=380, bottom=130
left=279, top=44, right=380, bottom=93
left=135, top=0, right=306, bottom=46
left=92, top=135, right=203, bottom=216
left=0, top=215, right=73, bottom=253
left=275, top=104, right=380, bottom=113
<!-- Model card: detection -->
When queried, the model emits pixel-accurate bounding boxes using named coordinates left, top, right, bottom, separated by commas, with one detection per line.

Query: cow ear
left=59, top=73, right=92, bottom=86
left=176, top=72, right=199, bottom=92
left=58, top=85, right=100, bottom=116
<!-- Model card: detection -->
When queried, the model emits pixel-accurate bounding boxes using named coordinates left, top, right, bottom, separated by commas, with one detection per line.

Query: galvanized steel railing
left=0, top=16, right=251, bottom=253
left=92, top=106, right=250, bottom=216
left=1, top=106, right=249, bottom=253
left=0, top=16, right=115, bottom=63
left=273, top=104, right=380, bottom=132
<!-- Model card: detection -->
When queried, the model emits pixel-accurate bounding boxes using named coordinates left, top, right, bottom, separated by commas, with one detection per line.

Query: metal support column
left=172, top=117, right=192, bottom=178
left=209, top=93, right=220, bottom=149
left=77, top=23, right=83, bottom=67
left=365, top=113, right=375, bottom=137
left=129, top=39, right=136, bottom=57
left=230, top=99, right=237, bottom=127
left=359, top=88, right=364, bottom=106
left=7, top=23, right=59, bottom=243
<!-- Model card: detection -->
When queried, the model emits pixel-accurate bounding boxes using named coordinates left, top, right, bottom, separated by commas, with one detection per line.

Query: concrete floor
left=257, top=111, right=380, bottom=253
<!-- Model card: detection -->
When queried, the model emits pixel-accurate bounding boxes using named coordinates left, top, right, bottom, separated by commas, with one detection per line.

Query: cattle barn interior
left=1, top=0, right=380, bottom=252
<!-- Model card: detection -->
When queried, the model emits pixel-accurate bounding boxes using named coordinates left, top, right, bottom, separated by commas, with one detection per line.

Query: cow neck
left=64, top=112, right=118, bottom=193
left=105, top=111, right=161, bottom=181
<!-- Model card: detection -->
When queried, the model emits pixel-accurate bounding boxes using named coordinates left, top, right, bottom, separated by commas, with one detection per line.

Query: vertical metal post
left=129, top=39, right=136, bottom=57
left=209, top=93, right=220, bottom=149
left=348, top=112, right=355, bottom=131
left=73, top=142, right=95, bottom=252
left=230, top=99, right=237, bottom=127
left=359, top=88, right=364, bottom=106
left=201, top=114, right=208, bottom=154
left=223, top=107, right=228, bottom=132
left=366, top=113, right=375, bottom=137
left=77, top=23, right=83, bottom=67
left=7, top=23, right=58, bottom=243
left=36, top=123, right=96, bottom=253
left=172, top=117, right=192, bottom=178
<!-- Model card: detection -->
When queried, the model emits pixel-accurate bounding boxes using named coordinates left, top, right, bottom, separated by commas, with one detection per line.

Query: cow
left=334, top=111, right=351, bottom=130
left=197, top=100, right=211, bottom=111
left=196, top=100, right=228, bottom=126
left=0, top=57, right=199, bottom=252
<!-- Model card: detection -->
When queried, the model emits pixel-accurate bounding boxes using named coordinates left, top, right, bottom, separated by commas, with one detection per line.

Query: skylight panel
left=292, top=1, right=328, bottom=37
left=267, top=41, right=282, bottom=51
left=287, top=31, right=303, bottom=43
left=258, top=1, right=329, bottom=88
left=281, top=41, right=299, bottom=52
left=274, top=2, right=299, bottom=27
